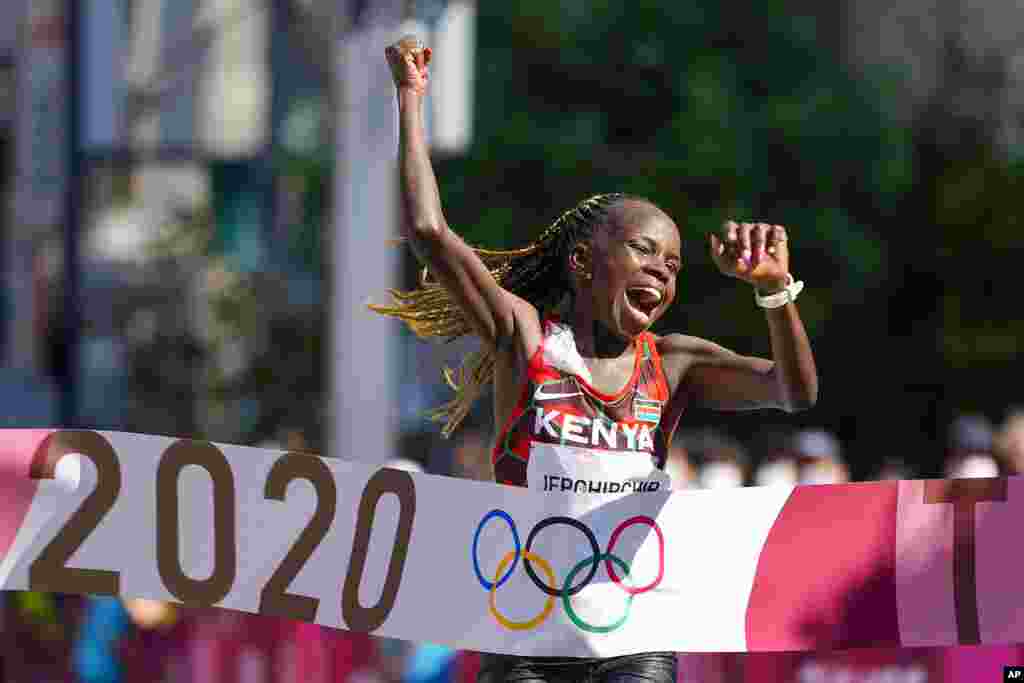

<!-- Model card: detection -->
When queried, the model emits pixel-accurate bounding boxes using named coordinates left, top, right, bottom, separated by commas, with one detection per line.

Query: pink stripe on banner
left=895, top=479, right=957, bottom=646
left=746, top=482, right=900, bottom=651
left=0, top=429, right=52, bottom=561
left=975, top=476, right=1024, bottom=644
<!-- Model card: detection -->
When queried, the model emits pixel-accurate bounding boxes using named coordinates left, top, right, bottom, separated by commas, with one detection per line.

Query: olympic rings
left=473, top=510, right=520, bottom=590
left=472, top=509, right=665, bottom=633
left=563, top=553, right=634, bottom=634
left=489, top=550, right=556, bottom=631
left=524, top=516, right=600, bottom=597
left=606, top=516, right=663, bottom=595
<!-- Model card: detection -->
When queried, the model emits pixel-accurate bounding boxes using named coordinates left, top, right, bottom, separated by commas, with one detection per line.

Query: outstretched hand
left=709, top=221, right=790, bottom=292
left=386, top=35, right=432, bottom=95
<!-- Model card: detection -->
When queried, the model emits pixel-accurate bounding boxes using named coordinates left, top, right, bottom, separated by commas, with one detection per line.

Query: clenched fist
left=709, top=221, right=791, bottom=293
left=385, top=35, right=432, bottom=95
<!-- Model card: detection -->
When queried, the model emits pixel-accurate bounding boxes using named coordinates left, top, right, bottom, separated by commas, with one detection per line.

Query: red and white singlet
left=492, top=317, right=673, bottom=493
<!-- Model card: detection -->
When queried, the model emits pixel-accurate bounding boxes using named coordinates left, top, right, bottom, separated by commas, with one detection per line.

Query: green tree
left=425, top=0, right=925, bottom=471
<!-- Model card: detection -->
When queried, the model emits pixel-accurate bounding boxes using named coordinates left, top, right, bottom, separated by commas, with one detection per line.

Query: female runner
left=376, top=36, right=818, bottom=683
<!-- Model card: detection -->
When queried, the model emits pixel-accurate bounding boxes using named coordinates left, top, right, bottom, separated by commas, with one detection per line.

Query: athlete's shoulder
left=653, top=333, right=734, bottom=390
left=654, top=332, right=721, bottom=358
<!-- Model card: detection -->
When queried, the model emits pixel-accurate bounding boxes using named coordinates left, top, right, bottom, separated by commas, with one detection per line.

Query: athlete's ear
left=568, top=241, right=592, bottom=281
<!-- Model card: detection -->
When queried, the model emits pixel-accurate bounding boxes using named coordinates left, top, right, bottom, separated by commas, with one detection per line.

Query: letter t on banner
left=331, top=0, right=406, bottom=464
left=924, top=478, right=1008, bottom=645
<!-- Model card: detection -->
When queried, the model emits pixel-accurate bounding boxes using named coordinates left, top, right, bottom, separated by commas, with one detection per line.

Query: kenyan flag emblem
left=633, top=395, right=662, bottom=424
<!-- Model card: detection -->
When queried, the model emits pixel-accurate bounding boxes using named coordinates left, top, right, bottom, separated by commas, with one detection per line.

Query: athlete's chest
left=580, top=355, right=638, bottom=397
left=528, top=378, right=662, bottom=452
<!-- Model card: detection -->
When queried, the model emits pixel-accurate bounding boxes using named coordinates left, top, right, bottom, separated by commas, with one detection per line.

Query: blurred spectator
left=455, top=650, right=482, bottom=683
left=74, top=596, right=186, bottom=683
left=387, top=457, right=424, bottom=473
left=753, top=457, right=799, bottom=487
left=185, top=609, right=280, bottom=683
left=403, top=642, right=458, bottom=683
left=789, top=429, right=849, bottom=485
left=994, top=407, right=1024, bottom=474
left=450, top=426, right=493, bottom=481
left=281, top=621, right=383, bottom=683
left=946, top=453, right=999, bottom=479
left=751, top=428, right=799, bottom=487
left=944, top=414, right=999, bottom=478
left=282, top=427, right=310, bottom=453
left=876, top=457, right=916, bottom=481
left=680, top=428, right=748, bottom=489
left=122, top=599, right=177, bottom=631
left=72, top=596, right=131, bottom=683
left=751, top=428, right=849, bottom=486
left=377, top=637, right=412, bottom=683
left=399, top=429, right=437, bottom=473
left=5, top=592, right=80, bottom=682
left=257, top=425, right=312, bottom=454
left=119, top=601, right=190, bottom=683
left=664, top=443, right=694, bottom=491
left=14, top=591, right=66, bottom=642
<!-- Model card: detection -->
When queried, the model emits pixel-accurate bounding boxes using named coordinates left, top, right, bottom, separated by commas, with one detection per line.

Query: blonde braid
left=369, top=193, right=625, bottom=436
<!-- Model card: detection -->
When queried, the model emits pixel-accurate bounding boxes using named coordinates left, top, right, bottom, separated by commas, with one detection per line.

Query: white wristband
left=755, top=274, right=804, bottom=309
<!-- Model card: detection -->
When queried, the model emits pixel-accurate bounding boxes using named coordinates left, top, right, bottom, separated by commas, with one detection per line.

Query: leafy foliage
left=425, top=1, right=1021, bottom=471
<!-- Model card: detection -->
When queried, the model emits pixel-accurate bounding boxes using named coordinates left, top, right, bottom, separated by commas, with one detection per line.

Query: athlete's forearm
left=764, top=303, right=818, bottom=410
left=397, top=89, right=447, bottom=246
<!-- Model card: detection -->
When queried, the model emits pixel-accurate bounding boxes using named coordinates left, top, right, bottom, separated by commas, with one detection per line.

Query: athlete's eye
left=630, top=241, right=651, bottom=255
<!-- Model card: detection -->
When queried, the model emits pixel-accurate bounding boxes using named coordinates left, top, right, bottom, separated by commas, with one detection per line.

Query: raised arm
left=663, top=221, right=818, bottom=413
left=385, top=38, right=540, bottom=355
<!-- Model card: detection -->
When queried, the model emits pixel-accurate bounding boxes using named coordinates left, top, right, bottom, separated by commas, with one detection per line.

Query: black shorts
left=478, top=652, right=678, bottom=683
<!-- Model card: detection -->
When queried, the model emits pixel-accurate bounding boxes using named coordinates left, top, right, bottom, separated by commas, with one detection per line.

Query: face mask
left=665, top=459, right=691, bottom=490
left=754, top=460, right=798, bottom=487
left=699, top=462, right=744, bottom=489
left=799, top=463, right=844, bottom=485
left=386, top=458, right=423, bottom=474
left=950, top=454, right=999, bottom=479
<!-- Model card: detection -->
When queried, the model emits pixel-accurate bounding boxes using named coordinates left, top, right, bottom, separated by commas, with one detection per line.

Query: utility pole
left=329, top=0, right=475, bottom=461
left=59, top=0, right=82, bottom=427
left=331, top=0, right=405, bottom=463
left=7, top=0, right=72, bottom=426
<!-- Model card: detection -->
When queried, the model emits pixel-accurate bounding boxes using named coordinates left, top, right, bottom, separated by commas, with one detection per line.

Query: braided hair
left=369, top=193, right=633, bottom=437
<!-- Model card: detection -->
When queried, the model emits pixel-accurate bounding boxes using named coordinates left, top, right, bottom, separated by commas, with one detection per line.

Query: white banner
left=1, top=429, right=1023, bottom=656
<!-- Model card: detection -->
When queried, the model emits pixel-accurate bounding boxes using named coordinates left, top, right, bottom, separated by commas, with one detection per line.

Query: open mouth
left=625, top=287, right=663, bottom=317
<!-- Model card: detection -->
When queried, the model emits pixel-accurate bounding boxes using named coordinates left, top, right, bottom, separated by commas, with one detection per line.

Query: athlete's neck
left=568, top=313, right=632, bottom=361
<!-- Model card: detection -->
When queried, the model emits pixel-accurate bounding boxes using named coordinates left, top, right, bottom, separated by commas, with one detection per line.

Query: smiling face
left=573, top=199, right=682, bottom=340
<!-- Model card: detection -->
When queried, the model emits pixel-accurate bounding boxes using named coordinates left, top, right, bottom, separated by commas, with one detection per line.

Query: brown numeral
left=28, top=430, right=121, bottom=596
left=259, top=452, right=337, bottom=621
left=156, top=440, right=237, bottom=607
left=342, top=468, right=416, bottom=633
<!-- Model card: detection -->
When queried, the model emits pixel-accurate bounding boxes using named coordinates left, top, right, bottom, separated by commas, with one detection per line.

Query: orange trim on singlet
left=647, top=334, right=671, bottom=402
